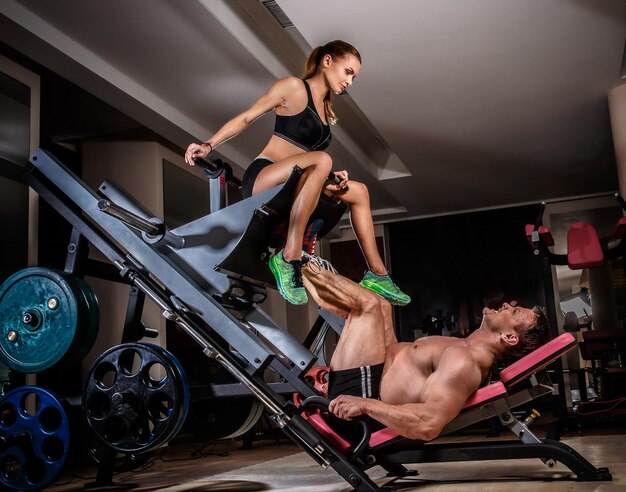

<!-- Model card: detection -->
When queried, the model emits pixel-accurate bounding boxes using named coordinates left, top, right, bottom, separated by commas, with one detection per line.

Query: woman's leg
left=331, top=181, right=386, bottom=275
left=248, top=152, right=332, bottom=304
left=253, top=152, right=332, bottom=262
left=331, top=180, right=411, bottom=306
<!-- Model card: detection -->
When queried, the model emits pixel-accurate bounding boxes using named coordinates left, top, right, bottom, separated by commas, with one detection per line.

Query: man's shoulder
left=415, top=337, right=471, bottom=360
left=429, top=336, right=471, bottom=353
left=438, top=342, right=479, bottom=372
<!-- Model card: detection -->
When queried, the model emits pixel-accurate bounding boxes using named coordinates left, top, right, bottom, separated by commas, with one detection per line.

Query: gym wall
left=388, top=204, right=547, bottom=342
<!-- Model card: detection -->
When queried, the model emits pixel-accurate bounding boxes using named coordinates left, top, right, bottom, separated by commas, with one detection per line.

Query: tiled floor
left=45, top=425, right=624, bottom=491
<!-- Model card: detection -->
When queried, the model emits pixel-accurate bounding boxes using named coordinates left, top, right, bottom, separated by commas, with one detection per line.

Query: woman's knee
left=349, top=180, right=369, bottom=198
left=309, top=151, right=332, bottom=176
left=336, top=179, right=370, bottom=205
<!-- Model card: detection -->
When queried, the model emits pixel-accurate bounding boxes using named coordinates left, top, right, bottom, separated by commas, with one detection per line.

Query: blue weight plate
left=59, top=274, right=100, bottom=367
left=0, top=386, right=70, bottom=491
left=72, top=276, right=100, bottom=342
left=0, top=268, right=80, bottom=373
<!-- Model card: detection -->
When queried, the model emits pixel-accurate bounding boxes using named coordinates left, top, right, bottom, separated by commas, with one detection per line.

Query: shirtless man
left=301, top=261, right=550, bottom=441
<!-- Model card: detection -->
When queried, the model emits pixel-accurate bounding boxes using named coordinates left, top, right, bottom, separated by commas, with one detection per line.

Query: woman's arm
left=185, top=77, right=301, bottom=165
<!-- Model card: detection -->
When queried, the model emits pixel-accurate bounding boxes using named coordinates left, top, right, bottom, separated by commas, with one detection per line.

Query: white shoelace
left=301, top=252, right=338, bottom=275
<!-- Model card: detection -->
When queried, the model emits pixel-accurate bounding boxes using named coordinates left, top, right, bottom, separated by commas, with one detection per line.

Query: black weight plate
left=183, top=357, right=262, bottom=440
left=84, top=343, right=189, bottom=453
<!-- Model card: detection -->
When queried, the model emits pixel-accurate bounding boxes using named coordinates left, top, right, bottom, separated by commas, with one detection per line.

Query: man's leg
left=302, top=264, right=396, bottom=371
left=380, top=294, right=397, bottom=348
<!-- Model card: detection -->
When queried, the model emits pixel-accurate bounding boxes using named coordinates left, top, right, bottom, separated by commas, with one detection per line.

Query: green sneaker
left=269, top=251, right=308, bottom=305
left=359, top=270, right=411, bottom=306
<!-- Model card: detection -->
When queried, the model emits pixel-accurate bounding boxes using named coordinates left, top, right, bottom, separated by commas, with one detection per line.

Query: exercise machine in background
left=526, top=198, right=626, bottom=423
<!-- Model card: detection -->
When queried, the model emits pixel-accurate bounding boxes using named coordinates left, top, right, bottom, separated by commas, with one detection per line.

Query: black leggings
left=241, top=157, right=274, bottom=198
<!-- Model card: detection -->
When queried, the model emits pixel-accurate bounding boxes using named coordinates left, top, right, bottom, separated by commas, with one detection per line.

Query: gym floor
left=47, top=424, right=624, bottom=491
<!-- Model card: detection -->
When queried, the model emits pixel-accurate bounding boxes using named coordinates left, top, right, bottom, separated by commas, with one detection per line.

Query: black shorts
left=328, top=363, right=385, bottom=440
left=241, top=157, right=274, bottom=198
left=328, top=363, right=384, bottom=400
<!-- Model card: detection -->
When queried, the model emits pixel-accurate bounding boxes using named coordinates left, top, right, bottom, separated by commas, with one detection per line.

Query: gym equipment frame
left=22, top=148, right=610, bottom=491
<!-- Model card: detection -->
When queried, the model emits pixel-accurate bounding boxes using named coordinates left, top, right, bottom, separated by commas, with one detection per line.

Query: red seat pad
left=307, top=413, right=353, bottom=453
left=500, top=333, right=576, bottom=387
left=583, top=328, right=626, bottom=342
left=368, top=381, right=507, bottom=447
left=461, top=381, right=507, bottom=411
left=368, top=427, right=400, bottom=448
left=612, top=216, right=626, bottom=239
left=525, top=224, right=555, bottom=247
left=567, top=222, right=604, bottom=269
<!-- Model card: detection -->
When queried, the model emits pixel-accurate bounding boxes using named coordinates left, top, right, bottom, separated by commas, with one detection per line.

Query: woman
left=185, top=40, right=409, bottom=307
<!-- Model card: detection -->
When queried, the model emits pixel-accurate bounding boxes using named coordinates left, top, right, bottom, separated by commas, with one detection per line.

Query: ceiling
left=1, top=0, right=625, bottom=222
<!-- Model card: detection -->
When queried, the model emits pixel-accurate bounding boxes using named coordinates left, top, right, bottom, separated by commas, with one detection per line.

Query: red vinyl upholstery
left=499, top=332, right=575, bottom=386
left=567, top=222, right=604, bottom=269
left=525, top=224, right=554, bottom=247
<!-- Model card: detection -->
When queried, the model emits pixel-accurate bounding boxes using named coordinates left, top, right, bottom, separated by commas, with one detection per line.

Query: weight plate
left=186, top=397, right=263, bottom=441
left=60, top=274, right=100, bottom=370
left=149, top=344, right=190, bottom=445
left=222, top=400, right=263, bottom=439
left=86, top=431, right=155, bottom=473
left=0, top=268, right=99, bottom=373
left=84, top=343, right=189, bottom=453
left=183, top=357, right=263, bottom=440
left=293, top=366, right=329, bottom=419
left=0, top=386, right=70, bottom=491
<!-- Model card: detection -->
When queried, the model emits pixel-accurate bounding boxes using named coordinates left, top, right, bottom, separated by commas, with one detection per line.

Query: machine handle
left=193, top=156, right=242, bottom=187
left=98, top=199, right=162, bottom=236
left=327, top=172, right=342, bottom=186
left=300, top=396, right=371, bottom=462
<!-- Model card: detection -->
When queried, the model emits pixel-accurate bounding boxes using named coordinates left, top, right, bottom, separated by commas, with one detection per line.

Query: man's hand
left=329, top=395, right=367, bottom=420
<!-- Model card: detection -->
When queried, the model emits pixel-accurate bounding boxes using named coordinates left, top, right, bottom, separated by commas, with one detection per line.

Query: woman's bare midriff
left=258, top=135, right=309, bottom=163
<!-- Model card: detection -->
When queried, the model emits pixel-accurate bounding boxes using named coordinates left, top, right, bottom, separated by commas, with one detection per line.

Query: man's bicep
left=419, top=355, right=484, bottom=427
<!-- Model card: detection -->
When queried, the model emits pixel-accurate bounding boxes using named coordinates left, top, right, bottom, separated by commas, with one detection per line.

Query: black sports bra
left=274, top=79, right=332, bottom=151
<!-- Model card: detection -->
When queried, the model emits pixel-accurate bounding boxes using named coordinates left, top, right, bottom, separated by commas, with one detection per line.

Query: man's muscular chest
left=380, top=338, right=464, bottom=404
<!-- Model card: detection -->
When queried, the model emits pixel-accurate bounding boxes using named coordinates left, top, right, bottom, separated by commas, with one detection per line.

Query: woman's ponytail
left=303, top=40, right=361, bottom=125
left=305, top=46, right=323, bottom=79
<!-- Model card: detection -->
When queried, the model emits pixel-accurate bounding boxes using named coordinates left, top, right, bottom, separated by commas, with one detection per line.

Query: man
left=301, top=259, right=550, bottom=441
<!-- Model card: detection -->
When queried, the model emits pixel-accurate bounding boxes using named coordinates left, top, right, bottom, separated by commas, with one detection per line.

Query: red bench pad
left=567, top=222, right=604, bottom=269
left=307, top=414, right=353, bottom=453
left=461, top=381, right=506, bottom=411
left=500, top=332, right=576, bottom=387
left=368, top=381, right=507, bottom=447
left=612, top=216, right=626, bottom=239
